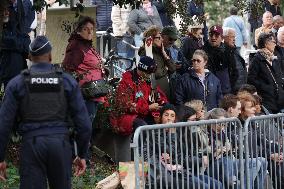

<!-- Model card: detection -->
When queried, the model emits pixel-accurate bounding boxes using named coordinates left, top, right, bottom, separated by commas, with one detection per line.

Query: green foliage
left=2, top=145, right=117, bottom=188
left=0, top=163, right=20, bottom=189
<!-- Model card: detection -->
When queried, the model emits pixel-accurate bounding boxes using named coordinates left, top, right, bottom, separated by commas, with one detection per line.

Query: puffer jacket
left=127, top=5, right=162, bottom=35
left=152, top=0, right=175, bottom=27
left=91, top=0, right=112, bottom=31
left=111, top=4, right=131, bottom=36
left=175, top=69, right=223, bottom=111
left=248, top=52, right=284, bottom=113
left=224, top=44, right=247, bottom=93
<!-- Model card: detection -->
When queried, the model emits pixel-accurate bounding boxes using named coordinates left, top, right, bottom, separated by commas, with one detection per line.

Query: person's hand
left=202, top=156, right=209, bottom=168
left=161, top=44, right=170, bottom=60
left=73, top=157, right=87, bottom=177
left=0, top=161, right=7, bottom=181
left=161, top=153, right=170, bottom=163
left=149, top=103, right=161, bottom=111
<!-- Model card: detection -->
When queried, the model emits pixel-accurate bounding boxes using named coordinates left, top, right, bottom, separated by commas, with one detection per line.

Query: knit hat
left=29, top=36, right=52, bottom=56
left=137, top=56, right=157, bottom=74
left=161, top=26, right=178, bottom=40
left=209, top=25, right=223, bottom=35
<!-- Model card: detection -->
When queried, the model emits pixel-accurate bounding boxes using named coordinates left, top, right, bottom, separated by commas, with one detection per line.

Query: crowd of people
left=0, top=0, right=284, bottom=188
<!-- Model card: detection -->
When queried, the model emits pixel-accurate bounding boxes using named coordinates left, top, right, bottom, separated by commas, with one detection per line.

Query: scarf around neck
left=258, top=48, right=276, bottom=64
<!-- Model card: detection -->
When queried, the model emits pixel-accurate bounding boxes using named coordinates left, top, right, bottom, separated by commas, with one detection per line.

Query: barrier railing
left=132, top=114, right=284, bottom=189
left=132, top=118, right=247, bottom=189
left=243, top=113, right=284, bottom=189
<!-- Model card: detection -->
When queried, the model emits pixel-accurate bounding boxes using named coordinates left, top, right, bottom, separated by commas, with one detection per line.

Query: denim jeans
left=191, top=175, right=223, bottom=189
left=211, top=157, right=267, bottom=189
left=134, top=34, right=143, bottom=47
left=85, top=100, right=99, bottom=123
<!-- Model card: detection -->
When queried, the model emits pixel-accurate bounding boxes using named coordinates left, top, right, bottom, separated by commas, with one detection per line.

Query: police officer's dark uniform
left=0, top=36, right=92, bottom=189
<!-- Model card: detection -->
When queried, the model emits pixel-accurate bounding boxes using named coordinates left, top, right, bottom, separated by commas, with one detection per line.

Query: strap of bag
left=265, top=63, right=279, bottom=92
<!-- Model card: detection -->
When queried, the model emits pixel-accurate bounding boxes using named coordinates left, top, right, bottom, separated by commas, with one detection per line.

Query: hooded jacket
left=127, top=5, right=162, bottom=35
left=175, top=69, right=223, bottom=111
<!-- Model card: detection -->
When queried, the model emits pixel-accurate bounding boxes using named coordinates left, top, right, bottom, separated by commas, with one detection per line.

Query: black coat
left=248, top=52, right=284, bottom=113
left=274, top=45, right=284, bottom=76
left=175, top=69, right=223, bottom=110
left=224, top=44, right=247, bottom=93
left=203, top=42, right=231, bottom=94
left=181, top=35, right=203, bottom=64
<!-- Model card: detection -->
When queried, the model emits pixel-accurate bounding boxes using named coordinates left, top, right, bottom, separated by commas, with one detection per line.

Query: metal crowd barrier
left=132, top=118, right=247, bottom=189
left=243, top=113, right=284, bottom=189
left=132, top=114, right=284, bottom=189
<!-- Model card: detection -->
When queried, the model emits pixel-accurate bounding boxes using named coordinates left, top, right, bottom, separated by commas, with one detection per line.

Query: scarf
left=258, top=48, right=277, bottom=65
left=142, top=2, right=154, bottom=16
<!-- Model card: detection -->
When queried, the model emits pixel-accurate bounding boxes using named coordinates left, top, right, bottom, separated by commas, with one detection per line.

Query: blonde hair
left=193, top=49, right=208, bottom=62
left=143, top=25, right=161, bottom=38
left=184, top=100, right=204, bottom=112
left=237, top=91, right=256, bottom=112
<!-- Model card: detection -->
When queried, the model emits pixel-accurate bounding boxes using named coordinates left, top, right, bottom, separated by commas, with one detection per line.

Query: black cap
left=29, top=36, right=52, bottom=56
left=137, top=56, right=157, bottom=74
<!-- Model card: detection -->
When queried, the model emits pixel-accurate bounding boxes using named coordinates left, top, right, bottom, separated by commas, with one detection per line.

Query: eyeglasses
left=192, top=59, right=202, bottom=63
left=268, top=40, right=276, bottom=44
left=154, top=36, right=161, bottom=40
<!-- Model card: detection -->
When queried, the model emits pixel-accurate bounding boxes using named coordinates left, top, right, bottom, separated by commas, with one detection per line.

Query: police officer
left=0, top=36, right=92, bottom=189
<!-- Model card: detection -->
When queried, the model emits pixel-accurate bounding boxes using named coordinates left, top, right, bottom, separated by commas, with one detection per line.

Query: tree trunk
left=0, top=0, right=9, bottom=48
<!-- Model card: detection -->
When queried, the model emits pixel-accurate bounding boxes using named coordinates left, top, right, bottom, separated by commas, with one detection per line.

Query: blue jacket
left=0, top=63, right=92, bottom=161
left=223, top=15, right=248, bottom=48
left=175, top=69, right=223, bottom=110
left=91, top=0, right=113, bottom=31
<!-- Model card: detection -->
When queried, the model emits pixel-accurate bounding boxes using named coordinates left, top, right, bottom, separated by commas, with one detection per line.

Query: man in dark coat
left=223, top=27, right=247, bottom=93
left=0, top=36, right=92, bottom=189
left=203, top=25, right=231, bottom=95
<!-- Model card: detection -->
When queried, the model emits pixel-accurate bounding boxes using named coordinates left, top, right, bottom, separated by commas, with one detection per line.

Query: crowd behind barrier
left=95, top=30, right=258, bottom=79
left=131, top=114, right=284, bottom=189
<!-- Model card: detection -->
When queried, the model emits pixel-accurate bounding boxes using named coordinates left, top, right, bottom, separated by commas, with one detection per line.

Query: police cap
left=29, top=36, right=52, bottom=56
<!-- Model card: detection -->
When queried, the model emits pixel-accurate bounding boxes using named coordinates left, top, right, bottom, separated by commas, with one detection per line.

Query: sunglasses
left=154, top=36, right=161, bottom=40
left=192, top=59, right=202, bottom=63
